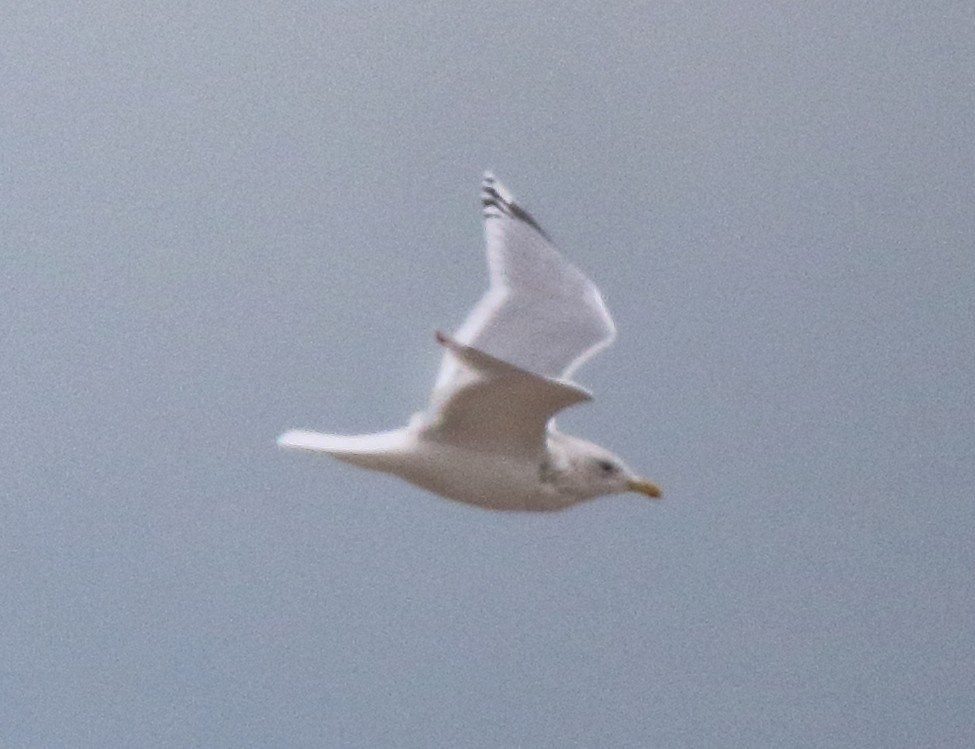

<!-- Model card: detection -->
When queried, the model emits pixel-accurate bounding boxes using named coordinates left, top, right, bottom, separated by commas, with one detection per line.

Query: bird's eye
left=596, top=460, right=617, bottom=474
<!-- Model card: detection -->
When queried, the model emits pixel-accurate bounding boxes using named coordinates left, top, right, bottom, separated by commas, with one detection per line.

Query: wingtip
left=481, top=173, right=513, bottom=217
left=435, top=329, right=461, bottom=353
left=479, top=172, right=549, bottom=239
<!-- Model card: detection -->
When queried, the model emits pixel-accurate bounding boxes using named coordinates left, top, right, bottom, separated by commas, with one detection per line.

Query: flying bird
left=278, top=174, right=662, bottom=511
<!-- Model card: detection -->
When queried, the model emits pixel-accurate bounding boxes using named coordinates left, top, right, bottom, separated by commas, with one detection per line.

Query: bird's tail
left=277, top=428, right=411, bottom=471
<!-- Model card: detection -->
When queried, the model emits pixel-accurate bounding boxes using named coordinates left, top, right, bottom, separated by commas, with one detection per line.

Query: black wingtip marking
left=480, top=174, right=550, bottom=240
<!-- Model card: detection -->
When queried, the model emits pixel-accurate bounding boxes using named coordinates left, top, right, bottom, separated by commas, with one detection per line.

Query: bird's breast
left=386, top=440, right=569, bottom=511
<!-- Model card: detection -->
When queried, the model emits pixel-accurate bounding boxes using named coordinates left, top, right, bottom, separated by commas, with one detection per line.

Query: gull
left=278, top=174, right=662, bottom=511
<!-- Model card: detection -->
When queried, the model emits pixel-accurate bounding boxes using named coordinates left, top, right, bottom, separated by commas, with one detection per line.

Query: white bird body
left=279, top=426, right=640, bottom=512
left=289, top=428, right=561, bottom=511
left=278, top=174, right=661, bottom=511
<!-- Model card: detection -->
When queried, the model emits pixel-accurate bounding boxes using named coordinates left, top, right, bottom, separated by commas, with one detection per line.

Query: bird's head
left=547, top=433, right=662, bottom=503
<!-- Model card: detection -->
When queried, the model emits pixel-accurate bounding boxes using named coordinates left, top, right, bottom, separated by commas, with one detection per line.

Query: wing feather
left=433, top=174, right=616, bottom=396
left=422, top=333, right=591, bottom=456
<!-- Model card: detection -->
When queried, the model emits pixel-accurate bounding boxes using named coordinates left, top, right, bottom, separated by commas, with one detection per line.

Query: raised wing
left=433, top=174, right=616, bottom=395
left=422, top=332, right=591, bottom=456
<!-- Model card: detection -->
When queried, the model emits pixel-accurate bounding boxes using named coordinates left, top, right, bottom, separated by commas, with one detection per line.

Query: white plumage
left=278, top=173, right=661, bottom=511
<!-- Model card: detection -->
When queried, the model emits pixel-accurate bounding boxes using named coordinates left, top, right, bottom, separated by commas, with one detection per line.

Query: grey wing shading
left=433, top=173, right=617, bottom=393
left=422, top=332, right=591, bottom=456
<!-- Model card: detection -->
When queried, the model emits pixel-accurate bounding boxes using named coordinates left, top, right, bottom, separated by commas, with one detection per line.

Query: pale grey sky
left=3, top=3, right=974, bottom=747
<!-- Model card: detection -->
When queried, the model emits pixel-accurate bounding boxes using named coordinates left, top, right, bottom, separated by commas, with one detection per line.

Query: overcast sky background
left=4, top=3, right=974, bottom=747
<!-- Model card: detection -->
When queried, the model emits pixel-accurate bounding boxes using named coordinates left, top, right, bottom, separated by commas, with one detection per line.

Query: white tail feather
left=277, top=428, right=411, bottom=471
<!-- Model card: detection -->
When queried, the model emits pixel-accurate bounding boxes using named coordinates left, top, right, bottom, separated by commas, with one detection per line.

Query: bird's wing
left=432, top=173, right=616, bottom=396
left=421, top=332, right=591, bottom=456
